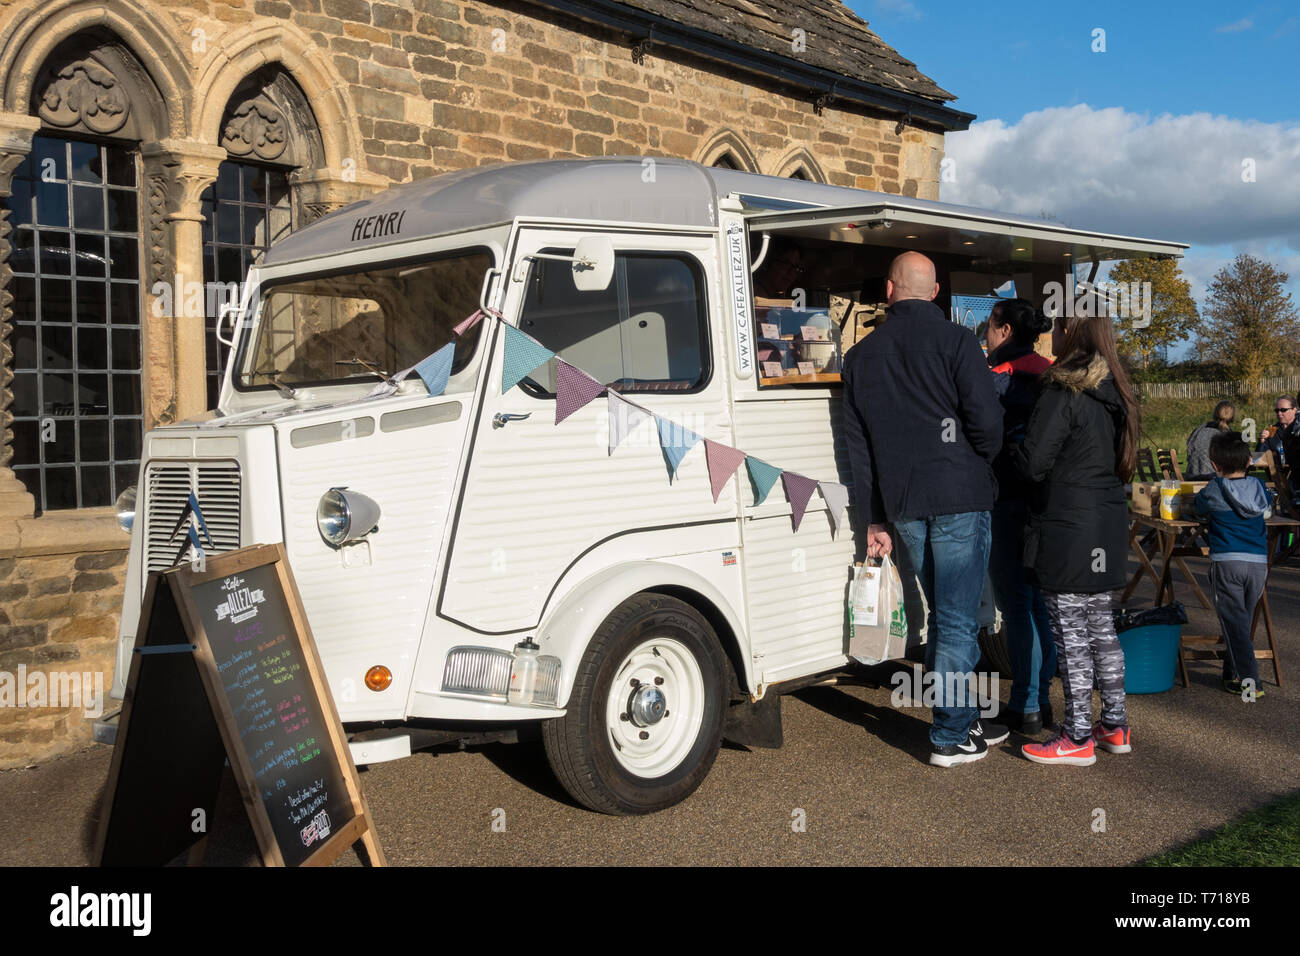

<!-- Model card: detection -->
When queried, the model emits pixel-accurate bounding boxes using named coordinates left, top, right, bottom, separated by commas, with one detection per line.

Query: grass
left=1139, top=396, right=1279, bottom=457
left=1145, top=790, right=1300, bottom=866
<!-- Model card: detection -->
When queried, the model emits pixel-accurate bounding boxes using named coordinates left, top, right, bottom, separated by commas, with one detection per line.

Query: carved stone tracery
left=36, top=57, right=130, bottom=136
left=221, top=95, right=288, bottom=162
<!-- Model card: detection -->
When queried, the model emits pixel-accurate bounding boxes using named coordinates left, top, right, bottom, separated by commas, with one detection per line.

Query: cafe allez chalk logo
left=214, top=574, right=267, bottom=625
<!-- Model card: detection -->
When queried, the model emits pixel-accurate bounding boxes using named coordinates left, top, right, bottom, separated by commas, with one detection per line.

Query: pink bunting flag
left=704, top=441, right=747, bottom=503
left=781, top=472, right=820, bottom=532
left=554, top=359, right=606, bottom=425
left=453, top=309, right=485, bottom=336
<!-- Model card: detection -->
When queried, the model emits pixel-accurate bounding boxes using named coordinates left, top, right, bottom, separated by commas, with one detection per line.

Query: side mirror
left=572, top=235, right=614, bottom=292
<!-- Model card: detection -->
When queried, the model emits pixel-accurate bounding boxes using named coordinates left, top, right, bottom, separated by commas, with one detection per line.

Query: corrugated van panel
left=733, top=395, right=857, bottom=679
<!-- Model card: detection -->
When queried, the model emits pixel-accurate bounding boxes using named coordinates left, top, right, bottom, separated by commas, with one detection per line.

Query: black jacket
left=1012, top=354, right=1131, bottom=593
left=841, top=298, right=1003, bottom=545
left=987, top=341, right=1052, bottom=502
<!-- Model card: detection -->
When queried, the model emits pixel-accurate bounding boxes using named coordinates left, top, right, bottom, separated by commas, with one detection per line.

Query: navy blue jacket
left=1194, top=476, right=1271, bottom=563
left=840, top=298, right=1003, bottom=545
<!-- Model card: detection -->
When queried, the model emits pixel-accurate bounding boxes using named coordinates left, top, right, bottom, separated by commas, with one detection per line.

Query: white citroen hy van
left=110, top=158, right=1185, bottom=814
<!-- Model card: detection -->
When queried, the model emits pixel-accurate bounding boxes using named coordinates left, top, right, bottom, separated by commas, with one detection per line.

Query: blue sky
left=847, top=0, right=1300, bottom=359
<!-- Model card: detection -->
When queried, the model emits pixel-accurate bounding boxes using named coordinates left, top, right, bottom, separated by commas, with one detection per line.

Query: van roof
left=261, top=157, right=1186, bottom=266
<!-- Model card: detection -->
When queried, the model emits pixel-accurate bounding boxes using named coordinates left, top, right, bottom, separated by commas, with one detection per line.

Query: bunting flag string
left=608, top=390, right=652, bottom=455
left=781, top=472, right=820, bottom=532
left=412, top=342, right=456, bottom=396
left=452, top=309, right=485, bottom=336
left=656, top=418, right=702, bottom=482
left=374, top=308, right=855, bottom=533
left=745, top=457, right=783, bottom=506
left=704, top=441, right=747, bottom=504
left=555, top=359, right=606, bottom=425
left=818, top=481, right=850, bottom=538
left=501, top=323, right=556, bottom=393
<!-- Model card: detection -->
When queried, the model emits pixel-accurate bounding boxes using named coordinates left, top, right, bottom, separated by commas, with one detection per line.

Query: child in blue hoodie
left=1193, top=432, right=1271, bottom=697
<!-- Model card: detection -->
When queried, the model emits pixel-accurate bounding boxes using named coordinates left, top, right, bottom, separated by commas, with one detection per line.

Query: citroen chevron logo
left=170, top=491, right=215, bottom=566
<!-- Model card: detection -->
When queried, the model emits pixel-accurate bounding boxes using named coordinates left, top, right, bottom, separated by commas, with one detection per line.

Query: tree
left=1108, top=258, right=1199, bottom=370
left=1197, top=254, right=1300, bottom=395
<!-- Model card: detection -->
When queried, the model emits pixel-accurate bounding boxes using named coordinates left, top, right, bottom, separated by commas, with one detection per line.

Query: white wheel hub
left=605, top=636, right=705, bottom=778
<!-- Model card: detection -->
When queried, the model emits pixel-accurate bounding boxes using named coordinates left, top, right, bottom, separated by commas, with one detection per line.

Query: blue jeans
left=893, top=510, right=992, bottom=748
left=989, top=498, right=1056, bottom=715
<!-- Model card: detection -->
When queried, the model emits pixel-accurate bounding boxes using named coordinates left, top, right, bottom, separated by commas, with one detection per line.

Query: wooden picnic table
left=1122, top=510, right=1296, bottom=687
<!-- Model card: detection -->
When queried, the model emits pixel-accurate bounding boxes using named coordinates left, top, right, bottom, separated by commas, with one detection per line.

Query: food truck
left=110, top=158, right=1185, bottom=814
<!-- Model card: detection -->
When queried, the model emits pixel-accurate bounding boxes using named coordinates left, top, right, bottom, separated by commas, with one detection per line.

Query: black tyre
left=542, top=593, right=727, bottom=815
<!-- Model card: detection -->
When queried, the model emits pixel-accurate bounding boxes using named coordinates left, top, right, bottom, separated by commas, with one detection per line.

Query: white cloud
left=1216, top=17, right=1254, bottom=33
left=940, top=105, right=1300, bottom=346
left=940, top=105, right=1300, bottom=255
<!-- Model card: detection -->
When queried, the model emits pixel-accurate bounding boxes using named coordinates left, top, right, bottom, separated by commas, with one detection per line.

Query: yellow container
left=1159, top=482, right=1182, bottom=520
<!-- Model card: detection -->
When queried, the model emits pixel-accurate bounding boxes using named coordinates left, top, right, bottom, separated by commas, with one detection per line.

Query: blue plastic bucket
left=1117, top=624, right=1182, bottom=694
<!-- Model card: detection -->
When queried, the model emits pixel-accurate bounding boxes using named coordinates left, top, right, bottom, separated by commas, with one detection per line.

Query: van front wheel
left=542, top=593, right=727, bottom=815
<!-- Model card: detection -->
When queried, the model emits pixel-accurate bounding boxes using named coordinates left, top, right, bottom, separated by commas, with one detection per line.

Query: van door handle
left=493, top=412, right=531, bottom=429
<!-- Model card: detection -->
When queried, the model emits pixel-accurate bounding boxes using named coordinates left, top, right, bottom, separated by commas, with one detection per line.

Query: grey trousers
left=1043, top=591, right=1127, bottom=741
left=1209, top=560, right=1266, bottom=686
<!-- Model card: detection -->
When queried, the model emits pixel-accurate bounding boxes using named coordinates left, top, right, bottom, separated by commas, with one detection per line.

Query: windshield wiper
left=336, top=357, right=392, bottom=379
left=252, top=370, right=298, bottom=399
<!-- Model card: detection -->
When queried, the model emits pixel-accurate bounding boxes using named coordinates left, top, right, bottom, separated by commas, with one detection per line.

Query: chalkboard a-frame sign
left=95, top=543, right=386, bottom=867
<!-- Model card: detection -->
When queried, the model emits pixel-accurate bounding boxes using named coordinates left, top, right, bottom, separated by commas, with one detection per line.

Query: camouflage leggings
left=1043, top=591, right=1127, bottom=741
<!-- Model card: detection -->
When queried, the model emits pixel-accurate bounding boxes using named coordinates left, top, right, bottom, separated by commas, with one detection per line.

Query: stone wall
left=0, top=518, right=127, bottom=769
left=124, top=0, right=945, bottom=195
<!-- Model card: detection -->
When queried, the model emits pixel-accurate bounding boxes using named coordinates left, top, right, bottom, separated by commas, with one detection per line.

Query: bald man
left=841, top=251, right=1006, bottom=767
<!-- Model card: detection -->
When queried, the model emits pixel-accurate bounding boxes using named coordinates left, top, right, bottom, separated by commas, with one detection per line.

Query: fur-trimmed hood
left=1043, top=352, right=1110, bottom=392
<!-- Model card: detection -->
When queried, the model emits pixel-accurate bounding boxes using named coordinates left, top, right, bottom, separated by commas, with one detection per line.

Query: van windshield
left=238, top=250, right=492, bottom=389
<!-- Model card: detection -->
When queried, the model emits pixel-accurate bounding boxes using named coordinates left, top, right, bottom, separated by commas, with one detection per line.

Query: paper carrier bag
left=848, top=555, right=908, bottom=664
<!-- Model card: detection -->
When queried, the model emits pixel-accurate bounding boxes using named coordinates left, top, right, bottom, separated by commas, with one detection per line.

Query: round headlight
left=317, top=488, right=350, bottom=546
left=115, top=486, right=137, bottom=534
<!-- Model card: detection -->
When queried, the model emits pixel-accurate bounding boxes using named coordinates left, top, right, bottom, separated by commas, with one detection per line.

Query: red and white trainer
left=1022, top=729, right=1096, bottom=766
left=1092, top=723, right=1132, bottom=754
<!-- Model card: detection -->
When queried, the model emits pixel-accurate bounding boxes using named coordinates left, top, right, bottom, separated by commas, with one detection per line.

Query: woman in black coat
left=1012, top=309, right=1139, bottom=766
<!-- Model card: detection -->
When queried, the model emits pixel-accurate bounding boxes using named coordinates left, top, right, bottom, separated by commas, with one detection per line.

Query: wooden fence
left=1139, top=374, right=1300, bottom=400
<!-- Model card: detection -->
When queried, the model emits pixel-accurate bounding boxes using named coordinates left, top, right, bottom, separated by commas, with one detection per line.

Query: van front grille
left=144, top=462, right=242, bottom=573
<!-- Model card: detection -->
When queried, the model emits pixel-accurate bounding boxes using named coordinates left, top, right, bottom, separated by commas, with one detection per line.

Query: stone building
left=0, top=0, right=969, bottom=765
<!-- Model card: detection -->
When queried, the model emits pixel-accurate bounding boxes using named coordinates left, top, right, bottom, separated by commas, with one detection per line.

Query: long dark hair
left=989, top=298, right=1053, bottom=347
left=1054, top=310, right=1140, bottom=482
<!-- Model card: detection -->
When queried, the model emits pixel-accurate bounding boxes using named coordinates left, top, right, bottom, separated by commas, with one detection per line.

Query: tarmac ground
left=2, top=552, right=1297, bottom=866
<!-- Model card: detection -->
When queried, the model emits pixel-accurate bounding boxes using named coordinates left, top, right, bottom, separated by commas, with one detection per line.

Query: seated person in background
left=1258, top=395, right=1299, bottom=470
left=1193, top=432, right=1272, bottom=698
left=1185, top=400, right=1235, bottom=479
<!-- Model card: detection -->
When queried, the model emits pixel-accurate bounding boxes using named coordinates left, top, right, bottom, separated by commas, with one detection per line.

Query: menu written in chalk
left=193, top=566, right=354, bottom=868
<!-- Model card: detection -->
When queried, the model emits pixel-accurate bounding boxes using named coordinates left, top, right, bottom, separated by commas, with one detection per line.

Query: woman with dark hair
left=1185, top=401, right=1236, bottom=479
left=1013, top=307, right=1139, bottom=765
left=984, top=299, right=1056, bottom=734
